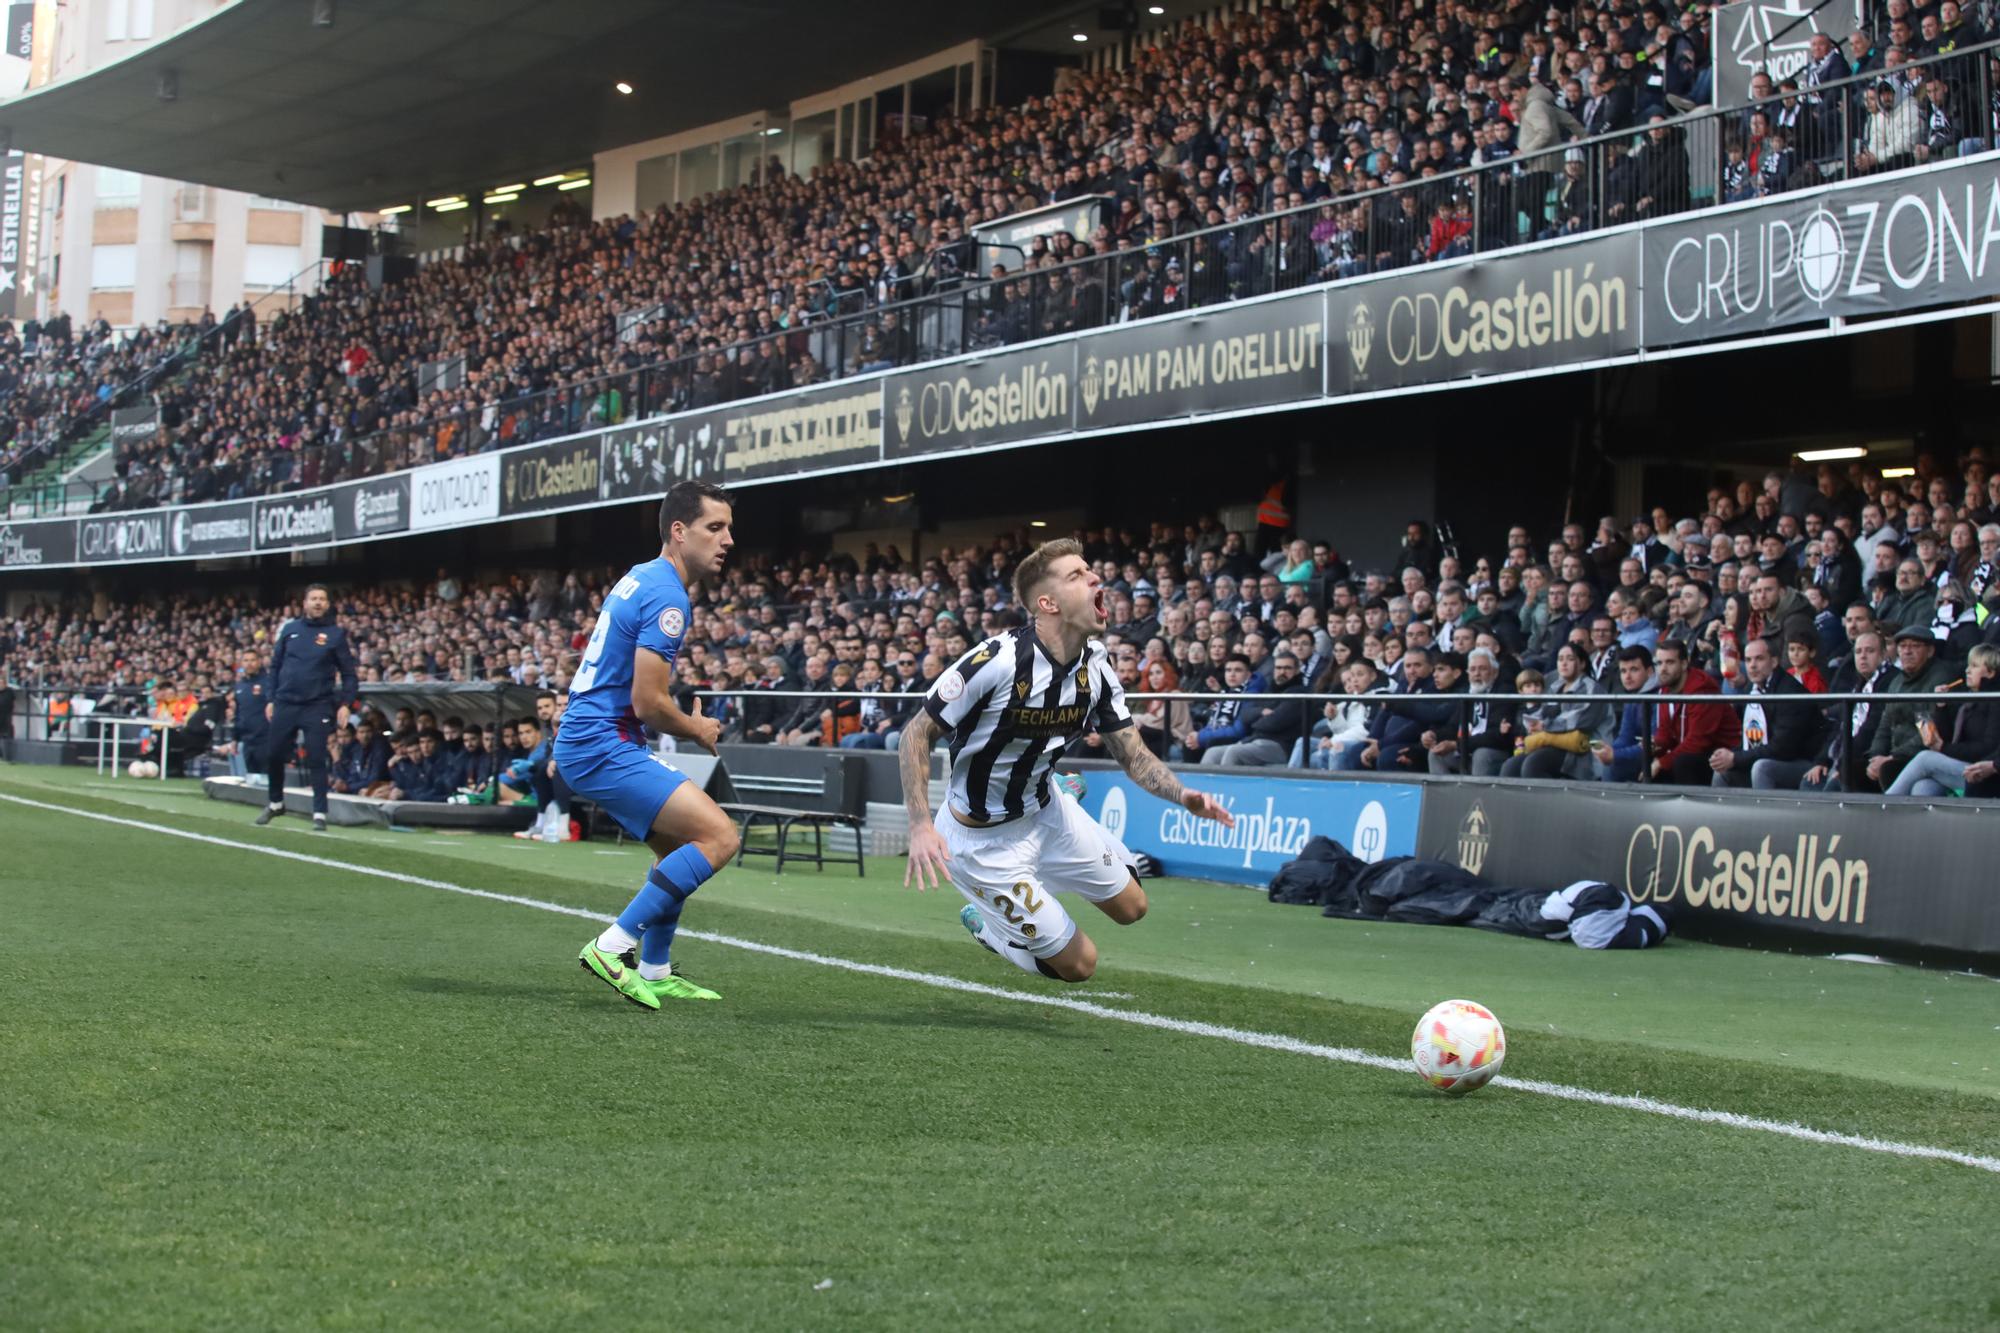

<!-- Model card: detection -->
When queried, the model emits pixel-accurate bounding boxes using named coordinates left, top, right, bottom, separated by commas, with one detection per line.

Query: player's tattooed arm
left=1101, top=728, right=1185, bottom=804
left=900, top=712, right=939, bottom=823
left=900, top=712, right=954, bottom=890
left=1102, top=728, right=1236, bottom=827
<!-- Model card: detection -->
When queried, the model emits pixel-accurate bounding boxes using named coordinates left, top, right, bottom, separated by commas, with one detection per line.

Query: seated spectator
left=1710, top=637, right=1821, bottom=788
left=1205, top=651, right=1310, bottom=766
left=1500, top=642, right=1610, bottom=779
left=1130, top=657, right=1192, bottom=761
left=1865, top=627, right=1955, bottom=790
left=1884, top=644, right=2000, bottom=796
left=1186, top=653, right=1259, bottom=764
left=1310, top=660, right=1386, bottom=771
left=1356, top=646, right=1456, bottom=772
left=1591, top=646, right=1657, bottom=783
left=1423, top=648, right=1510, bottom=776
left=1649, top=640, right=1741, bottom=784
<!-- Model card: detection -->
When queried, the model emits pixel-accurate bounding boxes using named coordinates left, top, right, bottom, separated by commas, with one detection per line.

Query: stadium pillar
left=1293, top=434, right=1438, bottom=572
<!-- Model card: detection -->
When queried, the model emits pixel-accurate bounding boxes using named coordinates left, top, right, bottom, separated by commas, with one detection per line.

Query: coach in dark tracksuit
left=259, top=584, right=357, bottom=828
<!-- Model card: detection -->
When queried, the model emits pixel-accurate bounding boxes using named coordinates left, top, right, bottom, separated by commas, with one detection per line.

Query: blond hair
left=1012, top=537, right=1084, bottom=611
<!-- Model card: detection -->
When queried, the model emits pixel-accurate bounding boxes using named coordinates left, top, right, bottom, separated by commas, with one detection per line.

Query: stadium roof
left=0, top=0, right=1093, bottom=213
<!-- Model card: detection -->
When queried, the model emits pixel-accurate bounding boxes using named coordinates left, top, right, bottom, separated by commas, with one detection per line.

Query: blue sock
left=636, top=845, right=716, bottom=969
left=614, top=882, right=672, bottom=940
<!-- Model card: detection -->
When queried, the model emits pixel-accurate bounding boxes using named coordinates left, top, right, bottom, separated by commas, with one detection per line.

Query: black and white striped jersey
left=924, top=628, right=1133, bottom=824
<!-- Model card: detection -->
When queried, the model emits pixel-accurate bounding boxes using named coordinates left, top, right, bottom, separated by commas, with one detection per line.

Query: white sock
left=638, top=961, right=671, bottom=981
left=974, top=924, right=1042, bottom=975
left=595, top=925, right=638, bottom=956
left=267, top=801, right=283, bottom=811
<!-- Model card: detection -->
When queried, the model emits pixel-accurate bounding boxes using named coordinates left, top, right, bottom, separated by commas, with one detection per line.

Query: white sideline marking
left=6, top=788, right=1998, bottom=1177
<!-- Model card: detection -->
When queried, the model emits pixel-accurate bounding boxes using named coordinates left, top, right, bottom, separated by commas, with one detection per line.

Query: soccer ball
left=127, top=760, right=147, bottom=778
left=1411, top=998, right=1506, bottom=1096
left=1052, top=771, right=1087, bottom=802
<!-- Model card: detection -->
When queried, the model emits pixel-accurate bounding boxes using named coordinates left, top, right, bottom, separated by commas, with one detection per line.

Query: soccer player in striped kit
left=899, top=538, right=1235, bottom=982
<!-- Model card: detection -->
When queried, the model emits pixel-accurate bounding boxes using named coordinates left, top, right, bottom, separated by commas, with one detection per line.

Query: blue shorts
left=554, top=738, right=690, bottom=840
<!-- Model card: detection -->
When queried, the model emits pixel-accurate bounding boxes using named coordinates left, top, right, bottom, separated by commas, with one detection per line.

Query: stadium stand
left=15, top=8, right=2000, bottom=517
left=20, top=2, right=1996, bottom=517
left=9, top=456, right=2000, bottom=796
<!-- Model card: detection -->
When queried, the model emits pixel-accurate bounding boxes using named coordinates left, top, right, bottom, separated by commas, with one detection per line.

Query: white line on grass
left=7, top=788, right=1998, bottom=1177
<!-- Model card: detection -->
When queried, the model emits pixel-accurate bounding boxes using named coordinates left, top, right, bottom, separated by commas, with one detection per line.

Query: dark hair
left=660, top=480, right=732, bottom=544
left=1617, top=645, right=1654, bottom=667
left=1225, top=653, right=1252, bottom=669
left=305, top=582, right=331, bottom=598
left=1656, top=639, right=1688, bottom=661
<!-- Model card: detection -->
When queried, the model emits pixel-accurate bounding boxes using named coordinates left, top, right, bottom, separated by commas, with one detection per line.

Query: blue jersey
left=563, top=556, right=691, bottom=749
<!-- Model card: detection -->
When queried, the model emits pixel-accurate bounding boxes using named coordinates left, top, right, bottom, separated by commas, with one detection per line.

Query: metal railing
left=686, top=687, right=1971, bottom=705
left=9, top=41, right=1999, bottom=520
left=687, top=682, right=1987, bottom=793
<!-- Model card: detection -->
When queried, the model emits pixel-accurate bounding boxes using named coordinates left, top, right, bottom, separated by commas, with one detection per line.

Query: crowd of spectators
left=13, top=3, right=2000, bottom=522
left=0, top=312, right=197, bottom=493
left=40, top=0, right=2000, bottom=519
left=7, top=451, right=2000, bottom=801
left=33, top=0, right=1735, bottom=514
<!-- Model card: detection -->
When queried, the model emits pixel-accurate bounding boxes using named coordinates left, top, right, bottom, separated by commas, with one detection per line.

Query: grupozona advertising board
left=1642, top=154, right=2000, bottom=345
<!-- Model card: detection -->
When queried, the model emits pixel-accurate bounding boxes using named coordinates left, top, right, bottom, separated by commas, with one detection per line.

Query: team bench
left=714, top=751, right=866, bottom=875
left=718, top=802, right=864, bottom=875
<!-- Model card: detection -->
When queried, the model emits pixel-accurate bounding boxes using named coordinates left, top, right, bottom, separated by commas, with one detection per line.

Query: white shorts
left=938, top=793, right=1138, bottom=959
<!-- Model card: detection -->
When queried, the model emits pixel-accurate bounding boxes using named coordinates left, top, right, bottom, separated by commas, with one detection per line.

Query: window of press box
left=792, top=110, right=836, bottom=177
left=679, top=142, right=719, bottom=200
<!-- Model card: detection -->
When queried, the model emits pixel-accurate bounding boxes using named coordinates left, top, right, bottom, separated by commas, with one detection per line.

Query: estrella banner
left=1074, top=769, right=1422, bottom=885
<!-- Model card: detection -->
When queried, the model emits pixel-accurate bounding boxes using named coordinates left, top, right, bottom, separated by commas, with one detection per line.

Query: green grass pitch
left=2, top=764, right=1998, bottom=1329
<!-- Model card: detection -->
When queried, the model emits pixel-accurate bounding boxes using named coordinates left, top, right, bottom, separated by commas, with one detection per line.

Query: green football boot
left=645, top=968, right=721, bottom=1002
left=578, top=939, right=660, bottom=1010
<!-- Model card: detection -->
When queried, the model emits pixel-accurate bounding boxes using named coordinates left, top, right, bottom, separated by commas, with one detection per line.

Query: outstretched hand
left=905, top=823, right=952, bottom=890
left=1181, top=789, right=1235, bottom=827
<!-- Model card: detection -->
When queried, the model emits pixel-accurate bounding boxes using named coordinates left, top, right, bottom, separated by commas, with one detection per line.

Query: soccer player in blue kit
left=559, top=480, right=742, bottom=1010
